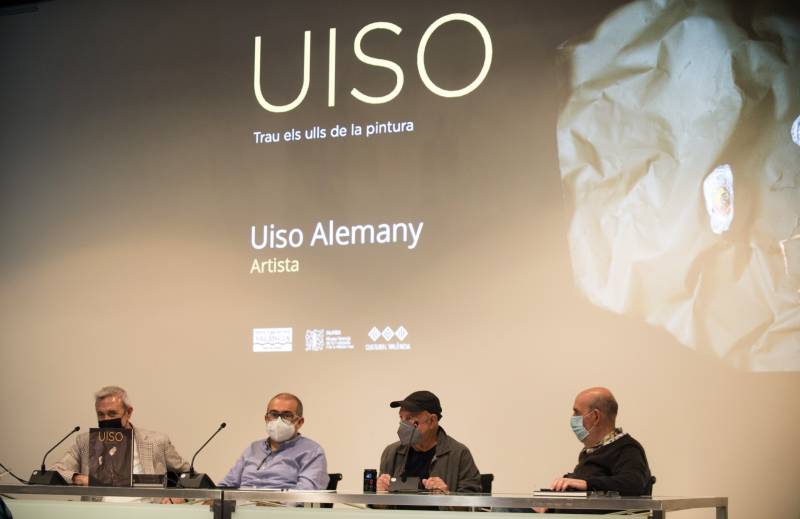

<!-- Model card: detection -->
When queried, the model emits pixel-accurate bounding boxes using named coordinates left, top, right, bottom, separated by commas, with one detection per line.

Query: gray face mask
left=397, top=421, right=422, bottom=446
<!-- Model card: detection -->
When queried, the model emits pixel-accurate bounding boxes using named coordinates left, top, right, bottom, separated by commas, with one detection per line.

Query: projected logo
left=253, top=328, right=293, bottom=353
left=366, top=326, right=410, bottom=351
left=305, top=329, right=353, bottom=351
left=305, top=329, right=325, bottom=352
left=368, top=327, right=381, bottom=341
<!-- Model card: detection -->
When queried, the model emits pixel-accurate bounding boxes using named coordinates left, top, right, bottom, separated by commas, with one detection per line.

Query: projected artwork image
left=557, top=0, right=800, bottom=371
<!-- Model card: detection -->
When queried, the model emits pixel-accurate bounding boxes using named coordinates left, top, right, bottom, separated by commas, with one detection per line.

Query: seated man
left=219, top=392, right=328, bottom=489
left=377, top=390, right=481, bottom=493
left=534, top=387, right=652, bottom=514
left=51, top=386, right=190, bottom=501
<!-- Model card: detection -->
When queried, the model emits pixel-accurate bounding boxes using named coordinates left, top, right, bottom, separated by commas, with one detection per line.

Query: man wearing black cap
left=376, top=390, right=481, bottom=494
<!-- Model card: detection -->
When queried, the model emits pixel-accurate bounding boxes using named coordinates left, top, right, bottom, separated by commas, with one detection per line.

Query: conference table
left=0, top=485, right=728, bottom=519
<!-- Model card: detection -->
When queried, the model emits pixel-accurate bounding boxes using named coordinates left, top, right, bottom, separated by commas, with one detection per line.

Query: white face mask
left=267, top=418, right=296, bottom=443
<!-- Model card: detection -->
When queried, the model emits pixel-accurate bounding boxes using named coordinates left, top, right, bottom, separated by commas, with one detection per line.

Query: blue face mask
left=570, top=414, right=591, bottom=441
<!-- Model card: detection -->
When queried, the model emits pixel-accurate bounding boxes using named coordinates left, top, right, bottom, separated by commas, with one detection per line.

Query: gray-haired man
left=51, top=386, right=190, bottom=488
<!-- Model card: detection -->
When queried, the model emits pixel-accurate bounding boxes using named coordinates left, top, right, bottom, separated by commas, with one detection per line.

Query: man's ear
left=296, top=416, right=305, bottom=430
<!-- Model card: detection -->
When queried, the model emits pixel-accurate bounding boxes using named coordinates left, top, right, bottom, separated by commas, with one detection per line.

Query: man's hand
left=421, top=476, right=448, bottom=493
left=376, top=473, right=391, bottom=492
left=72, top=474, right=88, bottom=486
left=160, top=497, right=186, bottom=504
left=533, top=479, right=588, bottom=513
left=550, top=477, right=588, bottom=492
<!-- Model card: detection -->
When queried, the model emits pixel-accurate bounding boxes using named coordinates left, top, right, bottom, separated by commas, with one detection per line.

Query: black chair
left=471, top=473, right=495, bottom=512
left=480, top=473, right=494, bottom=494
left=319, top=473, right=342, bottom=508
left=645, top=475, right=656, bottom=496
left=326, top=473, right=342, bottom=491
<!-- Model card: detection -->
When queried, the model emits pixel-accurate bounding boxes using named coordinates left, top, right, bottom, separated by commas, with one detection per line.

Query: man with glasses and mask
left=51, top=386, right=190, bottom=488
left=534, top=387, right=652, bottom=513
left=376, top=390, right=481, bottom=494
left=218, top=392, right=328, bottom=489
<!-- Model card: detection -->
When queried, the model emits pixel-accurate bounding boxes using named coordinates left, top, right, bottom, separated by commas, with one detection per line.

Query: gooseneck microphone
left=29, top=426, right=80, bottom=485
left=178, top=422, right=226, bottom=489
left=40, top=426, right=80, bottom=472
left=389, top=423, right=421, bottom=492
left=399, top=423, right=418, bottom=482
left=189, top=422, right=226, bottom=475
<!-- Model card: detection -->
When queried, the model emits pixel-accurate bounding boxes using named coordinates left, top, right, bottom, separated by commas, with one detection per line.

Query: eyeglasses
left=265, top=411, right=298, bottom=422
left=400, top=413, right=432, bottom=426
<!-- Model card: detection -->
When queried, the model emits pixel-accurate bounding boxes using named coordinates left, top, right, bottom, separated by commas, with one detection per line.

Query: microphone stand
left=178, top=423, right=226, bottom=489
left=29, top=426, right=80, bottom=485
left=389, top=424, right=421, bottom=492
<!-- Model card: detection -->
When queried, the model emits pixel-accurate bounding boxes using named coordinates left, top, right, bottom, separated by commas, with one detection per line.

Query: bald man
left=218, top=392, right=328, bottom=489
left=549, top=387, right=652, bottom=496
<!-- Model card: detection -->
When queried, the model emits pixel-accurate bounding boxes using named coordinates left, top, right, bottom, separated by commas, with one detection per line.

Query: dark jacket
left=569, top=433, right=652, bottom=496
left=379, top=427, right=481, bottom=493
left=548, top=433, right=653, bottom=515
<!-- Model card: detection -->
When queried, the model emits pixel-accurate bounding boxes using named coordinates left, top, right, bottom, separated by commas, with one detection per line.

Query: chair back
left=319, top=473, right=343, bottom=508
left=480, top=473, right=494, bottom=494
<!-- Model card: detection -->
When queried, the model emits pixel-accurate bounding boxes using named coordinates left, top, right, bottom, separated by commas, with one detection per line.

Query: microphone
left=389, top=423, right=421, bottom=492
left=178, top=422, right=226, bottom=489
left=399, top=423, right=418, bottom=482
left=29, top=426, right=80, bottom=485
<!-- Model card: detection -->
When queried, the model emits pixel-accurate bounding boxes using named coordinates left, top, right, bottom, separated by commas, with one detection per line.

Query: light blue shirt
left=219, top=435, right=328, bottom=489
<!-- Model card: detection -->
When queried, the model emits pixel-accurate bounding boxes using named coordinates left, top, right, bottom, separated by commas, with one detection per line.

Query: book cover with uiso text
left=89, top=428, right=133, bottom=487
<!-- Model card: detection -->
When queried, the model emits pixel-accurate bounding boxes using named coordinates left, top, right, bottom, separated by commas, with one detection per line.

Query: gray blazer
left=51, top=425, right=190, bottom=483
left=379, top=427, right=481, bottom=493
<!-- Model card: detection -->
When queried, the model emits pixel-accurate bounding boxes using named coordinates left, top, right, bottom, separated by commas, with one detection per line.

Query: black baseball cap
left=390, top=390, right=442, bottom=418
